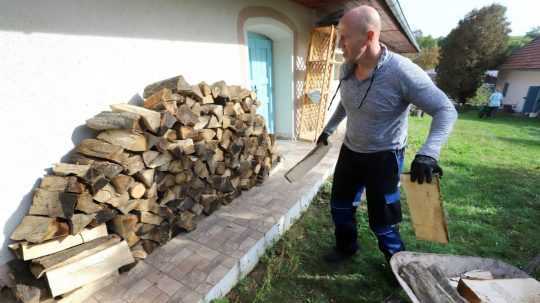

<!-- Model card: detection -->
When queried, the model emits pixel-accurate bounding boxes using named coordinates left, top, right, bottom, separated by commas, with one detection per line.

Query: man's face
left=338, top=21, right=367, bottom=64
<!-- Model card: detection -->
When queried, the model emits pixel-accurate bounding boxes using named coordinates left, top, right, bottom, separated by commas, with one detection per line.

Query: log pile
left=4, top=75, right=280, bottom=302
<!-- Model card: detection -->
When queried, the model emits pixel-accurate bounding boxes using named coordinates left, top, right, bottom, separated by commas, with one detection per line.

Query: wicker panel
left=298, top=26, right=337, bottom=141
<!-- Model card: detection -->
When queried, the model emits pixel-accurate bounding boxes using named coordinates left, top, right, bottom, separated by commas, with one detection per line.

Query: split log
left=399, top=262, right=466, bottom=303
left=11, top=216, right=69, bottom=243
left=168, top=139, right=195, bottom=156
left=75, top=139, right=125, bottom=164
left=86, top=111, right=140, bottom=131
left=97, top=130, right=147, bottom=152
left=163, top=128, right=177, bottom=141
left=123, top=154, right=145, bottom=175
left=143, top=88, right=172, bottom=109
left=176, top=211, right=196, bottom=231
left=134, top=198, right=160, bottom=214
left=160, top=112, right=177, bottom=135
left=143, top=75, right=188, bottom=98
left=69, top=214, right=95, bottom=235
left=139, top=212, right=163, bottom=225
left=136, top=169, right=155, bottom=188
left=111, top=175, right=134, bottom=194
left=110, top=103, right=160, bottom=134
left=75, top=192, right=103, bottom=214
left=130, top=243, right=147, bottom=260
left=12, top=284, right=40, bottom=303
left=194, top=116, right=209, bottom=130
left=178, top=125, right=196, bottom=140
left=93, top=208, right=118, bottom=225
left=110, top=215, right=139, bottom=247
left=176, top=104, right=199, bottom=126
left=116, top=199, right=140, bottom=215
left=29, top=189, right=76, bottom=219
left=52, top=163, right=90, bottom=178
left=129, top=182, right=146, bottom=199
left=145, top=152, right=172, bottom=169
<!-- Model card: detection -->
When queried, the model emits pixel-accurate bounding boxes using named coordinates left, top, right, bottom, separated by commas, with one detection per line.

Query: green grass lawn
left=222, top=111, right=540, bottom=303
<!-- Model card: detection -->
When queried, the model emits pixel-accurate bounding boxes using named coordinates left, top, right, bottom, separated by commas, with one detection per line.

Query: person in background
left=479, top=87, right=503, bottom=118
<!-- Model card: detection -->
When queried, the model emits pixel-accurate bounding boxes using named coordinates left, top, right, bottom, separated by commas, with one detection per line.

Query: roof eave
left=383, top=0, right=420, bottom=52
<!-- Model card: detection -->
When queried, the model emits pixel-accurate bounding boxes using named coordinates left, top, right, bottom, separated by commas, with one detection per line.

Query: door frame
left=242, top=17, right=295, bottom=139
left=247, top=32, right=275, bottom=133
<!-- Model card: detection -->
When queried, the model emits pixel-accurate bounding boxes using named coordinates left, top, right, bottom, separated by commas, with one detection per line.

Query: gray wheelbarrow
left=390, top=251, right=533, bottom=303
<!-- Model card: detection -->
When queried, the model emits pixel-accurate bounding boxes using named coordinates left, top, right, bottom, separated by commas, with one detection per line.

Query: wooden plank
left=31, top=235, right=119, bottom=278
left=45, top=240, right=134, bottom=297
left=57, top=271, right=118, bottom=303
left=400, top=174, right=449, bottom=244
left=285, top=143, right=332, bottom=183
left=457, top=278, right=540, bottom=303
left=11, top=224, right=107, bottom=261
left=110, top=103, right=161, bottom=134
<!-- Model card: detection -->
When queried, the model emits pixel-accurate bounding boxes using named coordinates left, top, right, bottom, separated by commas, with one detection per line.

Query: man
left=479, top=88, right=503, bottom=118
left=317, top=6, right=457, bottom=264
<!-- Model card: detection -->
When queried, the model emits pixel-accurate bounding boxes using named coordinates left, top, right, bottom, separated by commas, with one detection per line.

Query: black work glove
left=410, top=155, right=443, bottom=184
left=316, top=132, right=329, bottom=145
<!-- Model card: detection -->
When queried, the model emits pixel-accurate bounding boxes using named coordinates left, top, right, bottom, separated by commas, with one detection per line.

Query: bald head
left=338, top=5, right=382, bottom=64
left=341, top=5, right=381, bottom=36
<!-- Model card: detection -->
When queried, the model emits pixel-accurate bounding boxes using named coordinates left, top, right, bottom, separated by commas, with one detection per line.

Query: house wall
left=497, top=69, right=540, bottom=112
left=0, top=0, right=314, bottom=264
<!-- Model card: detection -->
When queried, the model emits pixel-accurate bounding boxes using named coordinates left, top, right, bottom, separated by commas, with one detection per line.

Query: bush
left=468, top=84, right=493, bottom=107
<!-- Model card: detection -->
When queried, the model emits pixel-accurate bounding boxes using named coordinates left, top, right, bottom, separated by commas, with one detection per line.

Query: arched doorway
left=243, top=17, right=295, bottom=138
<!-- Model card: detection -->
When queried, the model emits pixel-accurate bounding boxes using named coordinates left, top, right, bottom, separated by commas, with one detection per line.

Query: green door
left=523, top=86, right=540, bottom=113
left=247, top=32, right=274, bottom=133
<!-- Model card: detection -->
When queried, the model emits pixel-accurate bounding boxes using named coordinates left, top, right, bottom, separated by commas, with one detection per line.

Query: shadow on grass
left=496, top=136, right=540, bottom=149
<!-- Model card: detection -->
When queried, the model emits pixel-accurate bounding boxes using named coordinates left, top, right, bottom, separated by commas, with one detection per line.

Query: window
left=503, top=82, right=509, bottom=97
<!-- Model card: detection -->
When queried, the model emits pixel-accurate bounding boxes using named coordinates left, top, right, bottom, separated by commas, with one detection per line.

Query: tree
left=526, top=26, right=540, bottom=39
left=413, top=34, right=442, bottom=70
left=436, top=4, right=510, bottom=104
left=413, top=46, right=440, bottom=70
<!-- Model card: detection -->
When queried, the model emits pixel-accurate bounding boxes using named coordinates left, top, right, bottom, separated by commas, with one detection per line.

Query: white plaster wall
left=0, top=0, right=314, bottom=264
left=497, top=69, right=540, bottom=112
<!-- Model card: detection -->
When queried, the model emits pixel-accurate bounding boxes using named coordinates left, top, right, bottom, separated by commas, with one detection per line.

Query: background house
left=497, top=37, right=540, bottom=113
left=0, top=0, right=416, bottom=264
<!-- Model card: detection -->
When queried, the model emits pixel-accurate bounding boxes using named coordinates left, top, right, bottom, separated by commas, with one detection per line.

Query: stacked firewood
left=4, top=75, right=279, bottom=302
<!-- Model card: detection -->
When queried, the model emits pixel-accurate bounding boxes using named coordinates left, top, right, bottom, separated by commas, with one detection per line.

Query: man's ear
left=366, top=30, right=375, bottom=42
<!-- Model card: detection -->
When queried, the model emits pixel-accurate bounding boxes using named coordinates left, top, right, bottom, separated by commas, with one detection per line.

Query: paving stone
left=152, top=292, right=171, bottom=303
left=206, top=265, right=230, bottom=284
left=156, top=274, right=184, bottom=296
left=91, top=140, right=339, bottom=303
left=121, top=278, right=153, bottom=302
left=131, top=286, right=164, bottom=303
left=194, top=282, right=214, bottom=295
